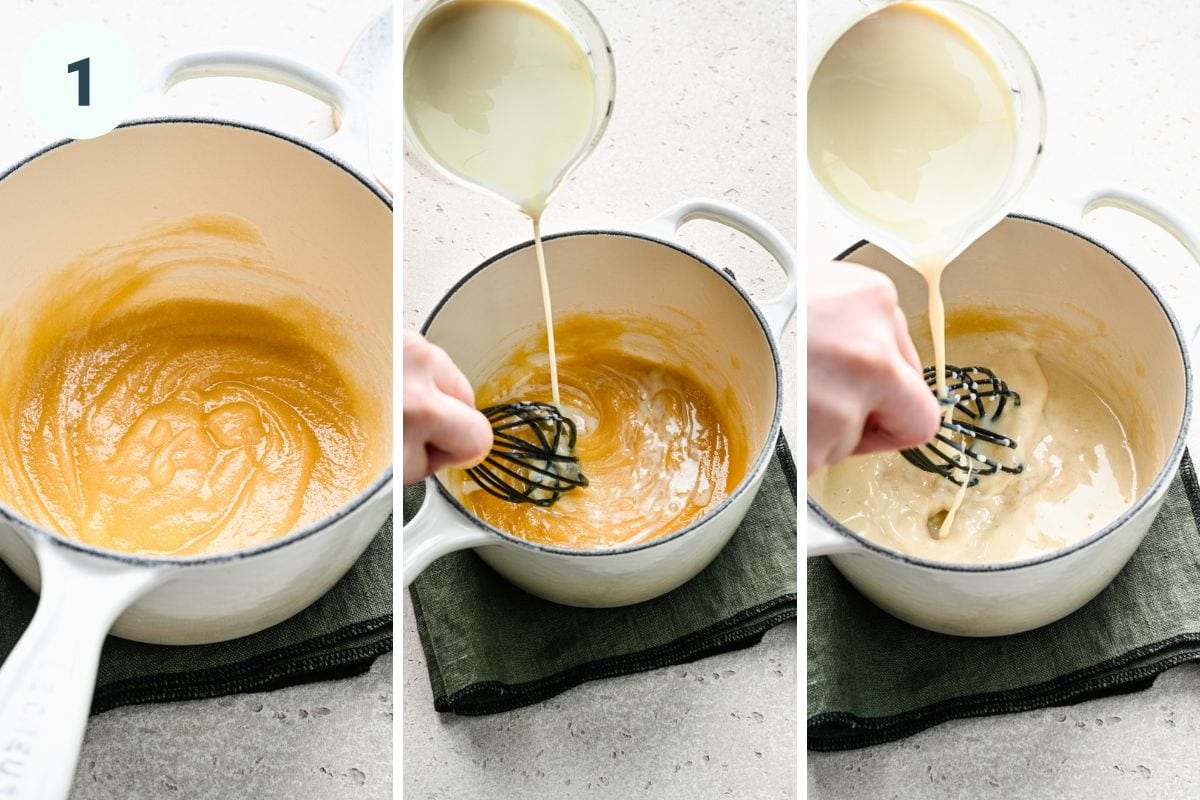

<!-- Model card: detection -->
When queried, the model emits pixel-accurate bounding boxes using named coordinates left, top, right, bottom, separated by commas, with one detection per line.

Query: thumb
left=427, top=396, right=494, bottom=472
left=853, top=365, right=941, bottom=454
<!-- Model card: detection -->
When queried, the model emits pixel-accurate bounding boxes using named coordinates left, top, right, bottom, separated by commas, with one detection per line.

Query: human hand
left=807, top=263, right=941, bottom=474
left=403, top=331, right=493, bottom=484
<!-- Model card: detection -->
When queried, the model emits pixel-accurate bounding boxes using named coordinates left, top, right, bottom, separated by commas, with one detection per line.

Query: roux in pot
left=448, top=314, right=749, bottom=549
left=0, top=216, right=386, bottom=557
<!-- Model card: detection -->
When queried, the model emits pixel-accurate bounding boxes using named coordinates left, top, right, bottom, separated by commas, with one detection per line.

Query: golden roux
left=0, top=216, right=385, bottom=557
left=449, top=314, right=749, bottom=549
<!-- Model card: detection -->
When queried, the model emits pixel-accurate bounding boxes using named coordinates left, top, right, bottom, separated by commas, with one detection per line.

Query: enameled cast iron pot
left=0, top=53, right=392, bottom=800
left=807, top=191, right=1200, bottom=638
left=404, top=198, right=796, bottom=607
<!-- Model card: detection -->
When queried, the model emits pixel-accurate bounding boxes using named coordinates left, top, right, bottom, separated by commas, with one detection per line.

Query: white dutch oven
left=808, top=191, right=1200, bottom=637
left=404, top=199, right=796, bottom=607
left=0, top=53, right=392, bottom=800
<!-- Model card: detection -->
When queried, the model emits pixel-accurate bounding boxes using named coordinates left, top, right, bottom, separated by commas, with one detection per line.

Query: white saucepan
left=808, top=191, right=1200, bottom=637
left=0, top=53, right=392, bottom=800
left=404, top=199, right=796, bottom=607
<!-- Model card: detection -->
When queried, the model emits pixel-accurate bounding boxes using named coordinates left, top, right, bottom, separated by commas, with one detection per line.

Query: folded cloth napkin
left=405, top=437, right=798, bottom=715
left=808, top=452, right=1200, bottom=751
left=0, top=519, right=393, bottom=715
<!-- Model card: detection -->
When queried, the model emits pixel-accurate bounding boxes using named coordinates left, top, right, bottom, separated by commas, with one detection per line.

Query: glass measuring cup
left=402, top=0, right=616, bottom=214
left=807, top=0, right=1045, bottom=269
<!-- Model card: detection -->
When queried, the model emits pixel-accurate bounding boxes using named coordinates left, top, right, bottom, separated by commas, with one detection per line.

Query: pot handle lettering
left=147, top=50, right=372, bottom=180
left=806, top=505, right=862, bottom=557
left=403, top=479, right=497, bottom=586
left=1077, top=187, right=1200, bottom=343
left=0, top=538, right=167, bottom=800
left=641, top=198, right=797, bottom=341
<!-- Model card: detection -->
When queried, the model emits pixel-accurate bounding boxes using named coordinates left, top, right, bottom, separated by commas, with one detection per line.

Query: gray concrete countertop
left=403, top=614, right=796, bottom=799
left=71, top=653, right=393, bottom=799
left=808, top=0, right=1200, bottom=795
left=402, top=0, right=797, bottom=796
left=808, top=663, right=1200, bottom=799
left=0, top=2, right=394, bottom=798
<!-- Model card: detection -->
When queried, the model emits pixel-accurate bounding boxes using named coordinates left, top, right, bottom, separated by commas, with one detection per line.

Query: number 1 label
left=67, top=57, right=90, bottom=106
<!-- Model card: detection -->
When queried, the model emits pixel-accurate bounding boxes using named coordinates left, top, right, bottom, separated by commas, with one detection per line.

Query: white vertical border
left=391, top=1, right=404, bottom=796
left=798, top=0, right=816, bottom=779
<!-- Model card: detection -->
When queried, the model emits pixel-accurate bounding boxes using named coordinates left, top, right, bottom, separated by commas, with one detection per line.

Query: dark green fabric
left=405, top=437, right=798, bottom=715
left=808, top=451, right=1200, bottom=751
left=0, top=518, right=393, bottom=715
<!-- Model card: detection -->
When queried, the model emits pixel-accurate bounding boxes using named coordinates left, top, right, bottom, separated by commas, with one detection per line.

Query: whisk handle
left=641, top=199, right=797, bottom=341
left=403, top=479, right=496, bottom=586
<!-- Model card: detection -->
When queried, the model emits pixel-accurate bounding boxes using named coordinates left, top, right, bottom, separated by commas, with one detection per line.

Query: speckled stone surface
left=0, top=2, right=393, bottom=798
left=808, top=1, right=1200, bottom=796
left=808, top=664, right=1200, bottom=799
left=402, top=0, right=798, bottom=797
left=403, top=612, right=796, bottom=799
left=71, top=653, right=393, bottom=800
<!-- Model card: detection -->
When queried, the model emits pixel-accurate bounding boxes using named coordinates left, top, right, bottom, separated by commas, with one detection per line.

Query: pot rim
left=419, top=227, right=787, bottom=557
left=0, top=117, right=395, bottom=568
left=807, top=212, right=1193, bottom=573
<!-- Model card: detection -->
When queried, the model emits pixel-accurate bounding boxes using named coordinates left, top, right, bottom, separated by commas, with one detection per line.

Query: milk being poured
left=405, top=0, right=600, bottom=404
left=808, top=1, right=1018, bottom=400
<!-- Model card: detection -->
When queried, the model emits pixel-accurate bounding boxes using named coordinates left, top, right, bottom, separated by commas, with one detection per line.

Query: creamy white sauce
left=810, top=320, right=1144, bottom=564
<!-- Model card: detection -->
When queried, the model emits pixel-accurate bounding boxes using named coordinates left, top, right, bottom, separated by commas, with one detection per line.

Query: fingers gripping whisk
left=900, top=365, right=1024, bottom=487
left=466, top=402, right=589, bottom=506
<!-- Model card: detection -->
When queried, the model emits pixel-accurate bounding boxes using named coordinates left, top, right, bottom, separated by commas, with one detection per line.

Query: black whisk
left=900, top=365, right=1024, bottom=487
left=465, top=401, right=589, bottom=506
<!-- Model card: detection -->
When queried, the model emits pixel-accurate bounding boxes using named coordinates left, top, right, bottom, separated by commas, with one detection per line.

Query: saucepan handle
left=1077, top=187, right=1200, bottom=343
left=1077, top=186, right=1200, bottom=456
left=0, top=537, right=167, bottom=800
left=806, top=505, right=863, bottom=557
left=641, top=198, right=797, bottom=341
left=403, top=480, right=497, bottom=586
left=146, top=50, right=372, bottom=178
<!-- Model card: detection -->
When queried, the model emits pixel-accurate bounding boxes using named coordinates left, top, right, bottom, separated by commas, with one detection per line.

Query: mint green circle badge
left=21, top=21, right=139, bottom=140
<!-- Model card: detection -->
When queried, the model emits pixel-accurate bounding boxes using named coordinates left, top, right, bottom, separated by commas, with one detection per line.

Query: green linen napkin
left=808, top=452, right=1200, bottom=751
left=405, top=437, right=798, bottom=715
left=0, top=518, right=393, bottom=714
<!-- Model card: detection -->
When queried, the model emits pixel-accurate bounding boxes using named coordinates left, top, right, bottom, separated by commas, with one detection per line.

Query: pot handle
left=0, top=538, right=167, bottom=800
left=146, top=50, right=372, bottom=178
left=1077, top=187, right=1200, bottom=458
left=641, top=198, right=797, bottom=341
left=1077, top=187, right=1200, bottom=342
left=403, top=479, right=497, bottom=586
left=806, top=505, right=862, bottom=557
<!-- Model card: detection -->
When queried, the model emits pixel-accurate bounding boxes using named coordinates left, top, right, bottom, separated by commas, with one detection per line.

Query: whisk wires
left=900, top=365, right=1024, bottom=487
left=466, top=401, right=589, bottom=506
